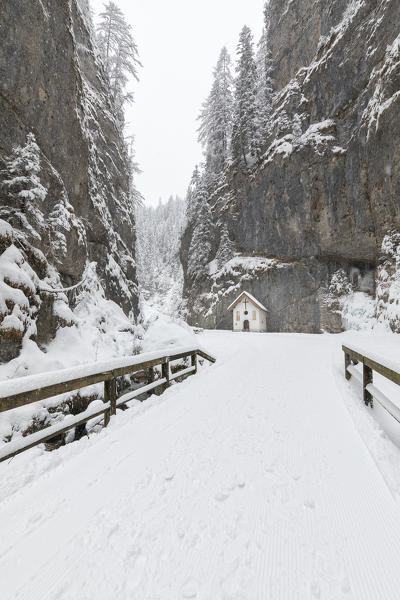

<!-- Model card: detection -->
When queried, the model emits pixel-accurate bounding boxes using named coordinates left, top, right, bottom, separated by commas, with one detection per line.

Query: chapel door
left=243, top=319, right=249, bottom=331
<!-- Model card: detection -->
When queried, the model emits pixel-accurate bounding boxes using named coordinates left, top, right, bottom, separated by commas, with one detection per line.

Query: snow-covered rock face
left=183, top=255, right=324, bottom=333
left=0, top=0, right=139, bottom=360
left=244, top=0, right=400, bottom=262
left=182, top=0, right=400, bottom=333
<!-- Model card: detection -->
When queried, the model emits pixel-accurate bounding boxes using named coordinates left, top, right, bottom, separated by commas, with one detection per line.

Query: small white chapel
left=227, top=291, right=268, bottom=332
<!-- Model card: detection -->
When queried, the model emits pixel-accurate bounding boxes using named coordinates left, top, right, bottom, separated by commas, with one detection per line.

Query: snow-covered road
left=1, top=331, right=400, bottom=599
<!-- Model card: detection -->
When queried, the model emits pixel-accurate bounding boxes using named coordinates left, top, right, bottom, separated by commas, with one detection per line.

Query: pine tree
left=185, top=165, right=201, bottom=223
left=231, top=26, right=258, bottom=166
left=255, top=25, right=274, bottom=152
left=126, top=135, right=143, bottom=209
left=187, top=177, right=214, bottom=282
left=2, top=133, right=47, bottom=237
left=198, top=47, right=234, bottom=175
left=215, top=223, right=235, bottom=268
left=96, top=2, right=141, bottom=119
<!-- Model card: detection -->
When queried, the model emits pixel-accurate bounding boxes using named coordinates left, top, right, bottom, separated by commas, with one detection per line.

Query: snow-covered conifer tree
left=186, top=165, right=201, bottom=223
left=2, top=133, right=47, bottom=237
left=125, top=134, right=143, bottom=209
left=198, top=47, right=234, bottom=175
left=187, top=177, right=215, bottom=281
left=254, top=24, right=274, bottom=152
left=231, top=26, right=258, bottom=166
left=215, top=223, right=235, bottom=268
left=96, top=2, right=141, bottom=121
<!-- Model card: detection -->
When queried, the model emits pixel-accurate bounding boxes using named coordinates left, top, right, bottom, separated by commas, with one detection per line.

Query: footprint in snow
left=181, top=578, right=199, bottom=598
left=304, top=499, right=316, bottom=509
left=310, top=581, right=321, bottom=598
left=165, top=471, right=175, bottom=481
left=341, top=577, right=351, bottom=594
left=215, top=490, right=230, bottom=502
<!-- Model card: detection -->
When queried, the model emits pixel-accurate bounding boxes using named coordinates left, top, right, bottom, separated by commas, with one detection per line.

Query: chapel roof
left=227, top=291, right=268, bottom=312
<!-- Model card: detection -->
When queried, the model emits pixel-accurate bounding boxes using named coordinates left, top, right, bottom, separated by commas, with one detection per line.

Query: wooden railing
left=342, top=344, right=400, bottom=424
left=0, top=345, right=216, bottom=464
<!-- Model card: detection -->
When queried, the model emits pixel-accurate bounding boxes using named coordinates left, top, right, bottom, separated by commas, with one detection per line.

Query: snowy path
left=1, top=331, right=400, bottom=599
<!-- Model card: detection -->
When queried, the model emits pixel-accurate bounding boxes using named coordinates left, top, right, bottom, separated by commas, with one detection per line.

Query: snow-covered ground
left=140, top=301, right=198, bottom=352
left=1, top=330, right=400, bottom=599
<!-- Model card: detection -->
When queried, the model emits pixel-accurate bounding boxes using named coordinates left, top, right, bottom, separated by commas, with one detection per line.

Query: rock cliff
left=181, top=0, right=400, bottom=333
left=0, top=0, right=139, bottom=362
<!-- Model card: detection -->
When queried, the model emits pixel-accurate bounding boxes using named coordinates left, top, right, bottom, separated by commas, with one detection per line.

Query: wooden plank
left=342, top=346, right=365, bottom=364
left=110, top=379, right=117, bottom=416
left=170, top=366, right=196, bottom=382
left=191, top=352, right=198, bottom=375
left=197, top=349, right=216, bottom=363
left=162, top=360, right=170, bottom=392
left=0, top=404, right=110, bottom=464
left=364, top=356, right=400, bottom=387
left=367, top=383, right=400, bottom=424
left=0, top=371, right=114, bottom=414
left=104, top=379, right=117, bottom=425
left=167, top=349, right=215, bottom=364
left=167, top=351, right=193, bottom=362
left=111, top=357, right=167, bottom=379
left=111, top=379, right=117, bottom=416
left=104, top=380, right=112, bottom=427
left=345, top=352, right=351, bottom=381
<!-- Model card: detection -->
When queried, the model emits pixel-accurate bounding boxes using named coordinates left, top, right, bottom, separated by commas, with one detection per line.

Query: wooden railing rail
left=0, top=345, right=216, bottom=463
left=342, top=344, right=400, bottom=424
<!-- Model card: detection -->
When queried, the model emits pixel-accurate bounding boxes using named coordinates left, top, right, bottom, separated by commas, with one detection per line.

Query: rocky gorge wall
left=0, top=0, right=139, bottom=362
left=181, top=0, right=400, bottom=333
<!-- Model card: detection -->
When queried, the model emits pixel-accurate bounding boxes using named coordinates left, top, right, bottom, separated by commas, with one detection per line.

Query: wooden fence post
left=191, top=352, right=197, bottom=375
left=104, top=378, right=117, bottom=426
left=363, top=364, right=373, bottom=407
left=345, top=352, right=351, bottom=380
left=162, top=359, right=170, bottom=392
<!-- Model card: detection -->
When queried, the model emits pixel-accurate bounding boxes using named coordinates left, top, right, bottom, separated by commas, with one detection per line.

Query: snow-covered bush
left=0, top=234, right=40, bottom=346
left=328, top=269, right=353, bottom=296
left=375, top=231, right=400, bottom=332
left=381, top=231, right=400, bottom=264
left=319, top=269, right=353, bottom=333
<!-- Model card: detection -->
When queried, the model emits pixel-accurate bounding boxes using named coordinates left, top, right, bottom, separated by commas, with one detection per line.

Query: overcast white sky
left=90, top=0, right=265, bottom=206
